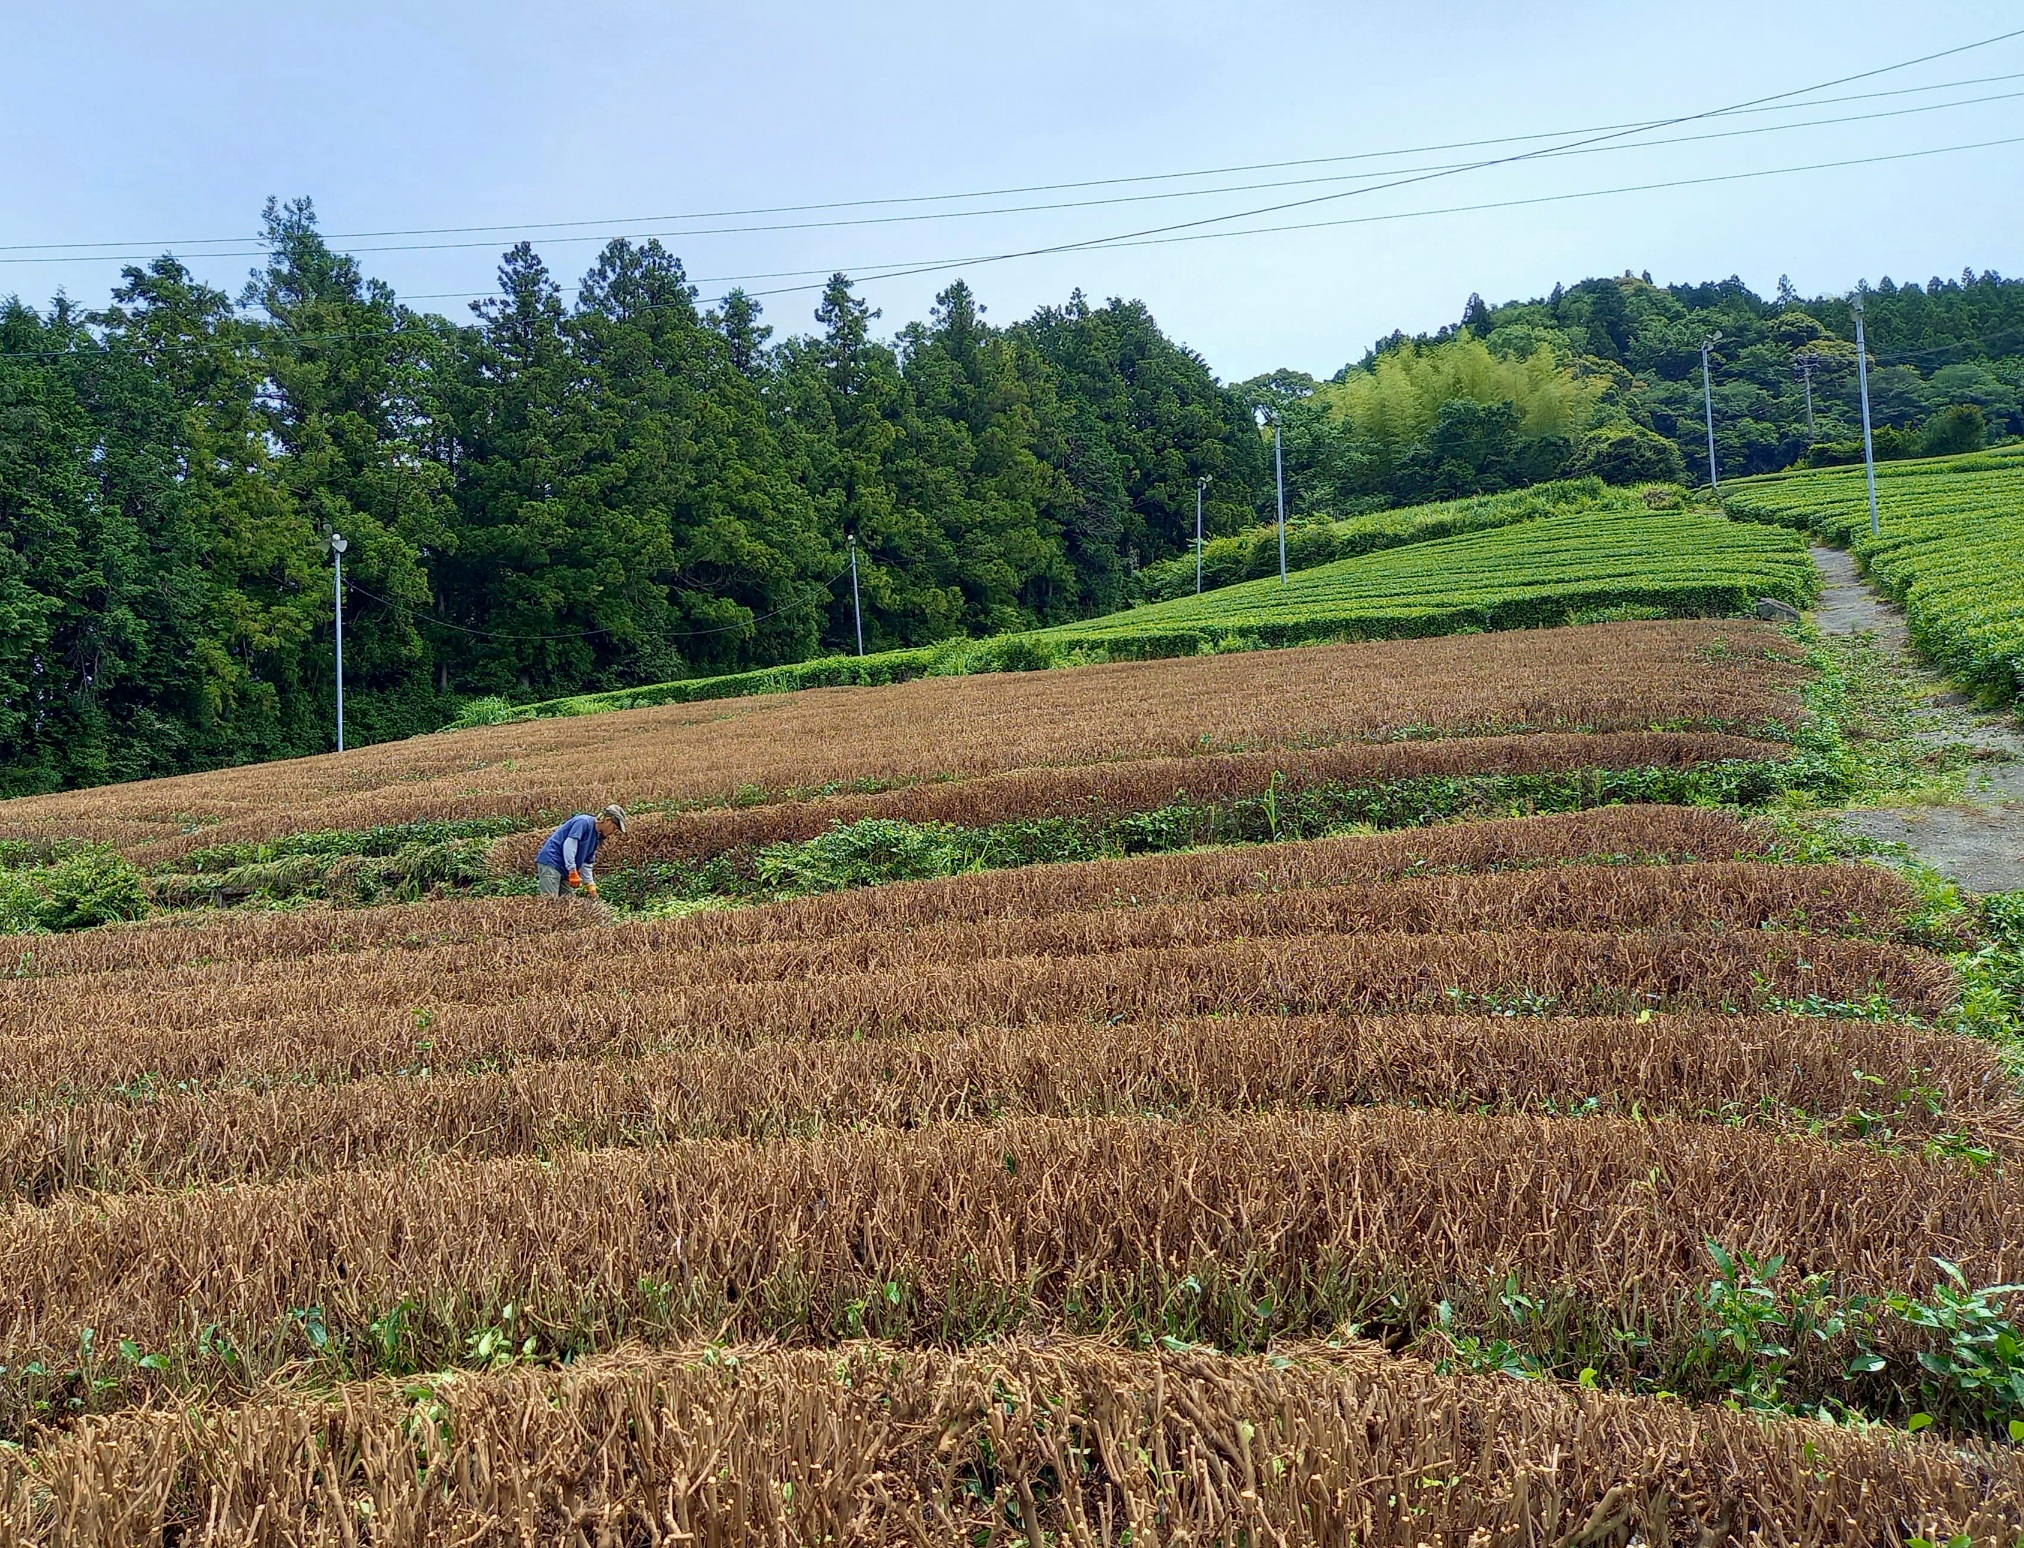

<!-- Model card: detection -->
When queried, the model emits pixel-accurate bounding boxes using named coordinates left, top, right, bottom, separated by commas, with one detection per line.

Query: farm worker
left=534, top=805, right=626, bottom=898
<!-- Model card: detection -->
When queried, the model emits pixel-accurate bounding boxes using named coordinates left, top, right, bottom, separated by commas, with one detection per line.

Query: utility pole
left=847, top=533, right=864, bottom=656
left=1851, top=292, right=1882, bottom=537
left=1195, top=475, right=1211, bottom=594
left=1257, top=406, right=1286, bottom=584
left=1699, top=335, right=1722, bottom=494
left=1793, top=352, right=1819, bottom=440
left=328, top=532, right=347, bottom=752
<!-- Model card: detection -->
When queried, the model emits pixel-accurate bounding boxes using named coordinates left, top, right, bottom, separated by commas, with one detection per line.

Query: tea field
left=0, top=619, right=2019, bottom=1544
left=492, top=484, right=1814, bottom=725
left=1726, top=444, right=2024, bottom=709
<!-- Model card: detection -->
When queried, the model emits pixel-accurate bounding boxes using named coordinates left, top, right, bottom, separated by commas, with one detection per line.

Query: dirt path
left=1809, top=546, right=2024, bottom=894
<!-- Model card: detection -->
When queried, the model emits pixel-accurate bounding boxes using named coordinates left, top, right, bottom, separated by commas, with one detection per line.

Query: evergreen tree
left=240, top=199, right=446, bottom=739
left=710, top=288, right=773, bottom=374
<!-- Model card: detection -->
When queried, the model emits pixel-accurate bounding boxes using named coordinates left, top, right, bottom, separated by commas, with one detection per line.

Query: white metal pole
left=1700, top=337, right=1721, bottom=493
left=848, top=535, right=864, bottom=656
left=331, top=532, right=347, bottom=753
left=1195, top=476, right=1208, bottom=594
left=1852, top=294, right=1882, bottom=537
left=1273, top=418, right=1286, bottom=585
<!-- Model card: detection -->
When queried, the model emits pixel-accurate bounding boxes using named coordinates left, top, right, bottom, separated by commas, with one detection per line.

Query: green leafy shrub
left=0, top=871, right=42, bottom=934
left=755, top=819, right=969, bottom=894
left=1888, top=1261, right=2024, bottom=1439
left=0, top=850, right=151, bottom=933
left=449, top=695, right=524, bottom=730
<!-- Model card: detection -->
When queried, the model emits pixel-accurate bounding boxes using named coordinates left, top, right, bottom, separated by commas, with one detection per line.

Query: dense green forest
left=4, top=197, right=2021, bottom=792
left=1252, top=268, right=2024, bottom=514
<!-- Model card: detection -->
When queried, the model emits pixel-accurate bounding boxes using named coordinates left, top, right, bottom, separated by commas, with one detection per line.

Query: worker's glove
left=584, top=882, right=599, bottom=899
left=567, top=871, right=582, bottom=888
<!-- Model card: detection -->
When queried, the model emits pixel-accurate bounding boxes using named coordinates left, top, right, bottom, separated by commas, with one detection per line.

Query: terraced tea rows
left=0, top=619, right=1805, bottom=863
left=1044, top=508, right=1818, bottom=655
left=8, top=1342, right=2019, bottom=1547
left=0, top=623, right=2015, bottom=1545
left=1727, top=449, right=2024, bottom=707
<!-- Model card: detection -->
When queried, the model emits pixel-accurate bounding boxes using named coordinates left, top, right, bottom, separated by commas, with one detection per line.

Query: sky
left=4, top=1, right=2022, bottom=380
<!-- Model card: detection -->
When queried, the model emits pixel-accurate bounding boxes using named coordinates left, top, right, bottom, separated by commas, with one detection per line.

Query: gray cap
left=601, top=803, right=627, bottom=832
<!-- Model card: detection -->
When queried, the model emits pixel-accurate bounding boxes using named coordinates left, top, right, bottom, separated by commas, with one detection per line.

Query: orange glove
left=567, top=870, right=582, bottom=888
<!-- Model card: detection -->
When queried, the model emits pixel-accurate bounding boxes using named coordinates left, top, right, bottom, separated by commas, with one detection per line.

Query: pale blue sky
left=5, top=2, right=2022, bottom=377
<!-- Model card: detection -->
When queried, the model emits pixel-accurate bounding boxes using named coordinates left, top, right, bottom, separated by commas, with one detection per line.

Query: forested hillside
left=0, top=201, right=1268, bottom=791
left=1255, top=269, right=2024, bottom=514
left=4, top=196, right=2021, bottom=792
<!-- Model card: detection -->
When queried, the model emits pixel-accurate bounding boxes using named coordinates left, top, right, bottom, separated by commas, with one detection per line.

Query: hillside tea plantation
left=1129, top=476, right=1630, bottom=601
left=0, top=615, right=2020, bottom=1546
left=472, top=483, right=1808, bottom=728
left=1727, top=445, right=2024, bottom=708
left=1044, top=505, right=1819, bottom=655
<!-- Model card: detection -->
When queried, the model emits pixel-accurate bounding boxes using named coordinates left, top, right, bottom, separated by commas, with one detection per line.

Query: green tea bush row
left=1040, top=509, right=1818, bottom=657
left=1726, top=450, right=2024, bottom=707
left=1130, top=477, right=1634, bottom=602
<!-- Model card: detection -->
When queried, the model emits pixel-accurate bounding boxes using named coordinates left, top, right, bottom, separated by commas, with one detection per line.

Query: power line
left=8, top=87, right=2023, bottom=269
left=718, top=131, right=2024, bottom=304
left=772, top=28, right=2024, bottom=295
left=8, top=66, right=2023, bottom=258
left=3, top=132, right=2018, bottom=362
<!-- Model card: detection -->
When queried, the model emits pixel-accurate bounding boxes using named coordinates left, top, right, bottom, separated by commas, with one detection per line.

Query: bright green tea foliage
left=1040, top=507, right=1818, bottom=657
left=1726, top=447, right=2024, bottom=707
left=1131, top=477, right=1630, bottom=602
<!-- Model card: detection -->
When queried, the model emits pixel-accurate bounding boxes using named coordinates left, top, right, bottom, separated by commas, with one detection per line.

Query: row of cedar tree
left=0, top=200, right=1274, bottom=793
left=6, top=195, right=2024, bottom=793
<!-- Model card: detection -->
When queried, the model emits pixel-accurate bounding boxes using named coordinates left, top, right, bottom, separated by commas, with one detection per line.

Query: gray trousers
left=536, top=863, right=566, bottom=897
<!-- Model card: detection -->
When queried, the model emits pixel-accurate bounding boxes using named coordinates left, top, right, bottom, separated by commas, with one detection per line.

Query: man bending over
left=534, top=804, right=626, bottom=899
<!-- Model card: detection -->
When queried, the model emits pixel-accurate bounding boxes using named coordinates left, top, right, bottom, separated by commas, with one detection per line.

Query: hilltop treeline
left=1255, top=269, right=2024, bottom=514
left=0, top=201, right=1273, bottom=791
left=4, top=197, right=2023, bottom=792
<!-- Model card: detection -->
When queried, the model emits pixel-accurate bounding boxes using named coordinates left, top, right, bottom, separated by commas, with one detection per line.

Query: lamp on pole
left=1194, top=475, right=1211, bottom=594
left=324, top=531, right=348, bottom=752
left=1256, top=405, right=1286, bottom=585
left=847, top=533, right=864, bottom=657
left=1699, top=335, right=1723, bottom=494
left=1851, top=292, right=1882, bottom=537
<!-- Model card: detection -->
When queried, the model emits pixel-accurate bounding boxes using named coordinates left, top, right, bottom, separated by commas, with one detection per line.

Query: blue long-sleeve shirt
left=536, top=814, right=604, bottom=884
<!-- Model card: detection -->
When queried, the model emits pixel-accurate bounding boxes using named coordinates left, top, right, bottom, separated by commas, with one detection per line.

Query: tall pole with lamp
left=1256, top=406, right=1286, bottom=585
left=324, top=531, right=348, bottom=752
left=1700, top=335, right=1723, bottom=494
left=847, top=533, right=864, bottom=656
left=1851, top=292, right=1882, bottom=537
left=1195, top=475, right=1211, bottom=594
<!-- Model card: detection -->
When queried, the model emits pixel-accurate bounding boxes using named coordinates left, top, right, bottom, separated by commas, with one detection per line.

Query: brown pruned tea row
left=651, top=803, right=1778, bottom=946
left=0, top=895, right=591, bottom=981
left=0, top=859, right=1919, bottom=1041
left=486, top=729, right=1789, bottom=872
left=0, top=931, right=1954, bottom=1100
left=1, top=1339, right=2016, bottom=1548
left=6, top=1012, right=2010, bottom=1203
left=627, top=862, right=1919, bottom=989
left=0, top=805, right=1774, bottom=981
left=0, top=620, right=1807, bottom=862
left=0, top=1114, right=2011, bottom=1421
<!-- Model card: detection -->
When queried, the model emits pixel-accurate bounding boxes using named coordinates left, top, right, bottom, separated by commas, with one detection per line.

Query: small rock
left=1755, top=598, right=1801, bottom=623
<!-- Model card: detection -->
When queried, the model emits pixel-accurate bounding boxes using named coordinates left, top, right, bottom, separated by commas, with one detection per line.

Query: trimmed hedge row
left=1040, top=509, right=1818, bottom=657
left=1726, top=449, right=2024, bottom=707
